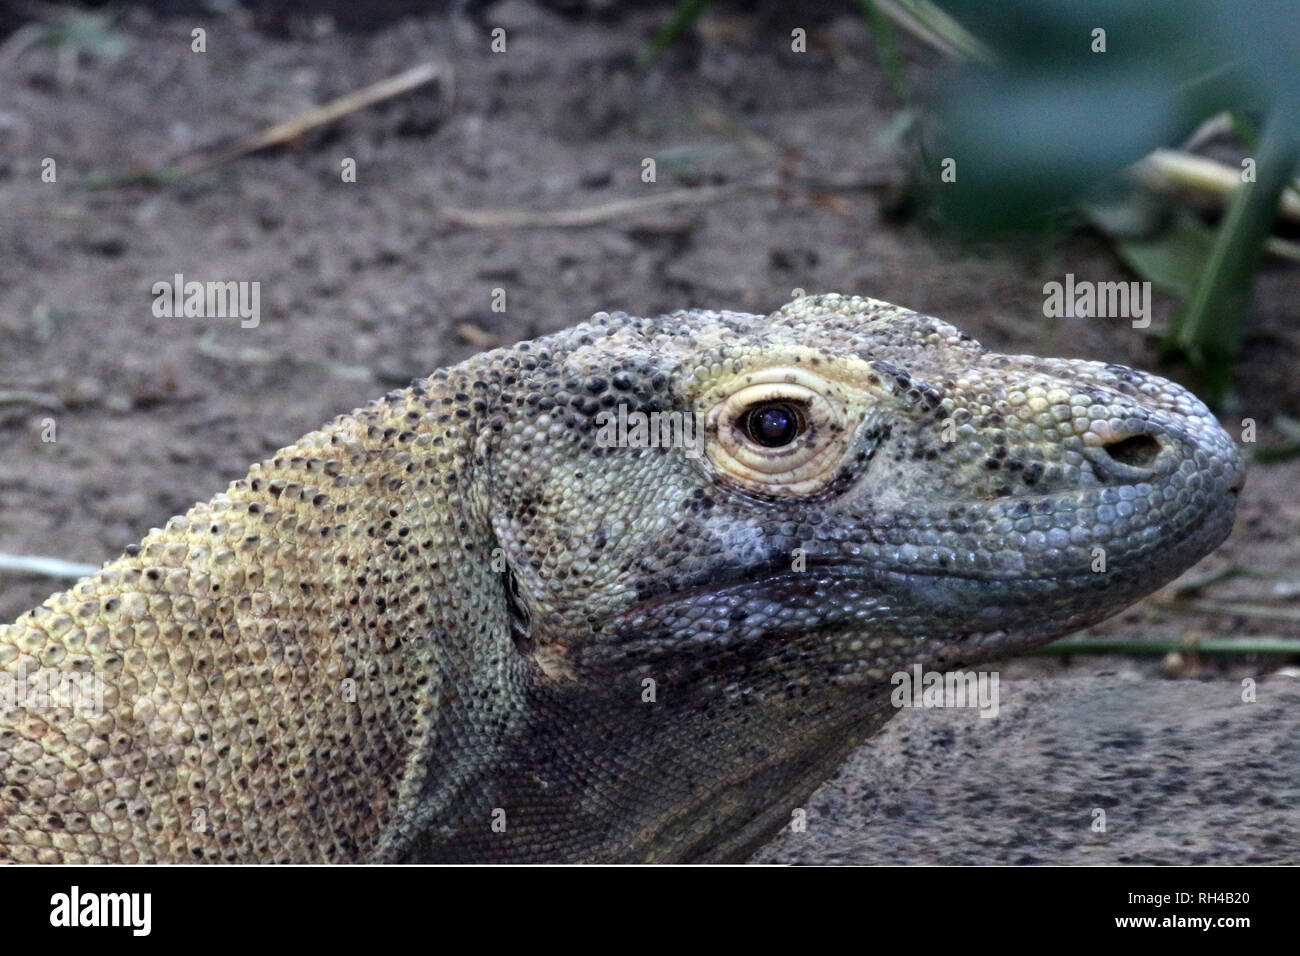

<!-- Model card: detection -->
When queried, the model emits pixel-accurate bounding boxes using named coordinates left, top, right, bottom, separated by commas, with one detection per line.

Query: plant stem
left=1169, top=108, right=1300, bottom=398
left=1036, top=635, right=1300, bottom=656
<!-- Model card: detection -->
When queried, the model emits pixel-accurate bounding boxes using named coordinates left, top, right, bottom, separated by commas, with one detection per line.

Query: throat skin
left=399, top=603, right=1104, bottom=864
left=401, top=674, right=899, bottom=863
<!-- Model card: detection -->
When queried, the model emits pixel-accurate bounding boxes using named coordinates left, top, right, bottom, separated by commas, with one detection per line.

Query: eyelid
left=743, top=394, right=810, bottom=410
left=721, top=383, right=818, bottom=413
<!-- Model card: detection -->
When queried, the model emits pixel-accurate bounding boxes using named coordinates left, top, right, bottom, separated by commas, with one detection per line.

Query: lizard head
left=480, top=293, right=1243, bottom=700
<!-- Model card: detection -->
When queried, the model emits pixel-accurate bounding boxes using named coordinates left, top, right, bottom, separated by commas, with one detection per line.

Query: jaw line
left=624, top=487, right=1239, bottom=621
left=621, top=561, right=1100, bottom=630
left=621, top=522, right=1230, bottom=629
left=629, top=557, right=1134, bottom=611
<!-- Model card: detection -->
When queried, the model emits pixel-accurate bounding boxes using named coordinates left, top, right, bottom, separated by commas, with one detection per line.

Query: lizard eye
left=744, top=402, right=803, bottom=447
left=703, top=372, right=856, bottom=496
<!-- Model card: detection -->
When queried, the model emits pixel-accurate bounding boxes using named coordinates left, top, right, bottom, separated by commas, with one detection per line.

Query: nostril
left=1101, top=433, right=1162, bottom=469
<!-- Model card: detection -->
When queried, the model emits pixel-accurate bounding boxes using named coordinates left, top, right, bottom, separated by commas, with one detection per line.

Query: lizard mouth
left=614, top=488, right=1238, bottom=657
left=599, top=561, right=1127, bottom=685
left=632, top=483, right=1237, bottom=605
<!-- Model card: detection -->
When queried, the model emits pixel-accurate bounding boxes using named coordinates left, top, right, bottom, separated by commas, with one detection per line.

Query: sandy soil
left=758, top=674, right=1300, bottom=864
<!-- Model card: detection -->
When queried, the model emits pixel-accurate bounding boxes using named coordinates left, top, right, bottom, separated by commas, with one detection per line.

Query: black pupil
left=746, top=403, right=799, bottom=447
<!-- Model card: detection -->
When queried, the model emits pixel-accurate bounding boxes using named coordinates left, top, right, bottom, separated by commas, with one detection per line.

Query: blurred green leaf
left=929, top=0, right=1300, bottom=399
left=38, top=10, right=131, bottom=59
left=1085, top=198, right=1214, bottom=299
left=855, top=0, right=909, bottom=99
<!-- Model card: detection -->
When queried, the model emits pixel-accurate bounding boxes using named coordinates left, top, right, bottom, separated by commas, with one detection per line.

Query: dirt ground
left=758, top=674, right=1300, bottom=865
left=0, top=1, right=1296, bottom=862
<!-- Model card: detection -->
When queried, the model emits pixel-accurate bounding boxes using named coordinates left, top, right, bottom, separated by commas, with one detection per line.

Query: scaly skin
left=0, top=294, right=1243, bottom=863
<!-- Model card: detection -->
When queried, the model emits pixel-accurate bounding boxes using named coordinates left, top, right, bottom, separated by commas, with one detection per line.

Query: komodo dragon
left=0, top=293, right=1244, bottom=863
